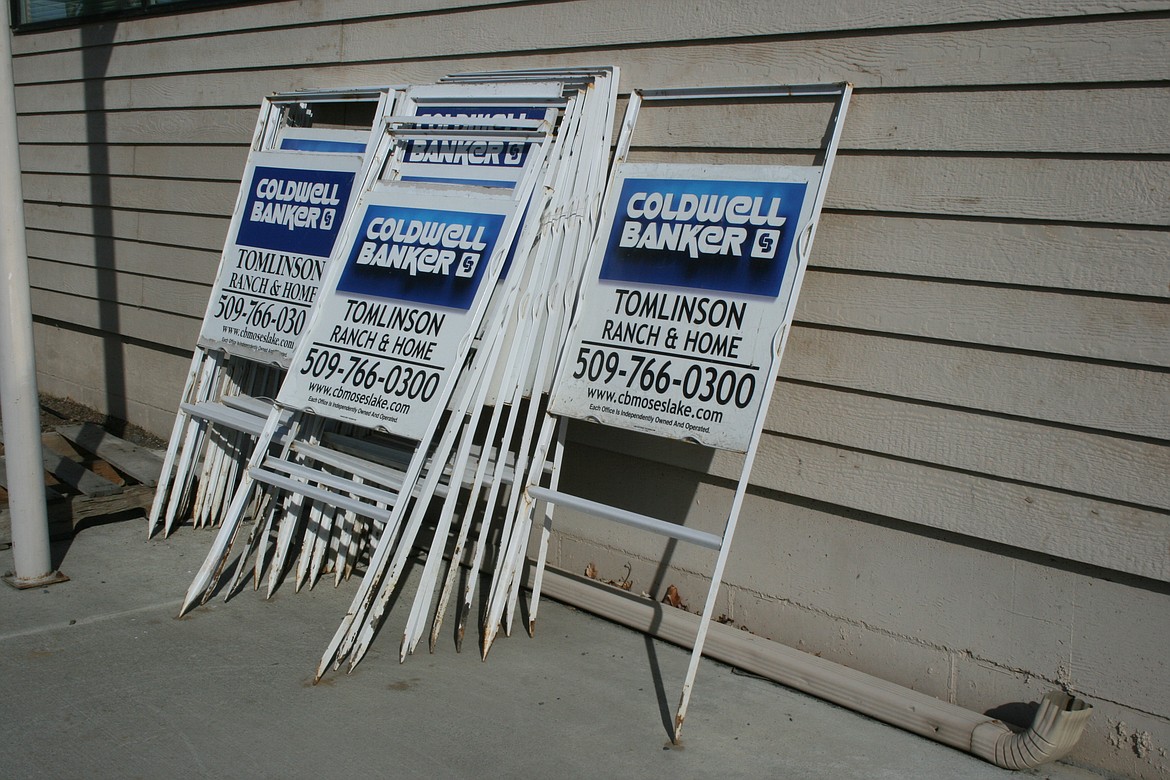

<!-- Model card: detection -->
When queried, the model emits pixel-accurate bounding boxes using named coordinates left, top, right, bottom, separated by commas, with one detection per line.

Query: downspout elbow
left=971, top=691, right=1093, bottom=770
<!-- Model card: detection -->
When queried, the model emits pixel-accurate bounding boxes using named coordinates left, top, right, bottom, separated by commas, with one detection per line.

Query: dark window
left=11, top=0, right=258, bottom=31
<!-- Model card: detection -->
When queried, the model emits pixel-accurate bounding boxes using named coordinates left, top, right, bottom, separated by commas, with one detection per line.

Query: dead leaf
left=585, top=562, right=598, bottom=579
left=662, top=584, right=687, bottom=610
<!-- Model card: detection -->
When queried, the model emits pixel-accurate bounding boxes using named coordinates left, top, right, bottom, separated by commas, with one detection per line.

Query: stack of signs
left=148, top=87, right=397, bottom=538
left=318, top=69, right=621, bottom=675
left=394, top=67, right=621, bottom=661
left=178, top=104, right=558, bottom=618
left=491, top=83, right=852, bottom=743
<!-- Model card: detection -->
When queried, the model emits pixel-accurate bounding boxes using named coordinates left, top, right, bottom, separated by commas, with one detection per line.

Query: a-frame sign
left=493, top=83, right=852, bottom=743
left=148, top=88, right=397, bottom=538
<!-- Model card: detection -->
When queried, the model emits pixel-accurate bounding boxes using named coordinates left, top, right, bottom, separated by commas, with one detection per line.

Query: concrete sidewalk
left=2, top=519, right=1103, bottom=779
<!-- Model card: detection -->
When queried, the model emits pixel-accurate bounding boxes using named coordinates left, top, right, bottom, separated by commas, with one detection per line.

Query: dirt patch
left=35, top=394, right=166, bottom=450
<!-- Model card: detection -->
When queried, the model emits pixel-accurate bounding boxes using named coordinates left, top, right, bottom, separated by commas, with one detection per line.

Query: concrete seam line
left=535, top=565, right=1091, bottom=770
left=0, top=598, right=186, bottom=642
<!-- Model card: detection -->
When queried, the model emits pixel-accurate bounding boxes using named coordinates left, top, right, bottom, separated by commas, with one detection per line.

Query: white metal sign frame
left=178, top=114, right=554, bottom=617
left=497, top=82, right=852, bottom=744
left=317, top=73, right=622, bottom=676
left=147, top=87, right=398, bottom=539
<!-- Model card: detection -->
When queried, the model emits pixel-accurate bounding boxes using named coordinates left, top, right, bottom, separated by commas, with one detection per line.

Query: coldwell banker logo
left=403, top=105, right=546, bottom=169
left=236, top=166, right=356, bottom=257
left=600, top=177, right=809, bottom=297
left=336, top=204, right=504, bottom=310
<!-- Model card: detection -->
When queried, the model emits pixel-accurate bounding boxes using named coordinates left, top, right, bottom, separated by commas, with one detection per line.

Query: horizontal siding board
left=25, top=229, right=221, bottom=279
left=568, top=424, right=1170, bottom=580
left=20, top=19, right=1170, bottom=118
left=16, top=107, right=257, bottom=146
left=17, top=143, right=249, bottom=180
left=566, top=424, right=1170, bottom=581
left=23, top=154, right=1170, bottom=225
left=767, top=382, right=1170, bottom=511
left=783, top=327, right=1170, bottom=439
left=19, top=86, right=1170, bottom=155
left=18, top=144, right=138, bottom=176
left=22, top=173, right=235, bottom=216
left=814, top=214, right=1170, bottom=301
left=834, top=156, right=1170, bottom=227
left=751, top=435, right=1170, bottom=582
left=24, top=202, right=142, bottom=239
left=13, top=16, right=1170, bottom=92
left=631, top=87, right=1170, bottom=155
left=137, top=211, right=228, bottom=251
left=31, top=287, right=201, bottom=346
left=28, top=258, right=210, bottom=318
left=797, top=271, right=1170, bottom=366
left=131, top=144, right=249, bottom=181
left=23, top=203, right=227, bottom=251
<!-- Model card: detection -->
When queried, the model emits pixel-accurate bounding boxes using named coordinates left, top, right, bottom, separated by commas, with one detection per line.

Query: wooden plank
left=16, top=144, right=138, bottom=176
left=39, top=432, right=123, bottom=497
left=766, top=381, right=1170, bottom=512
left=30, top=287, right=201, bottom=347
left=629, top=86, right=1170, bottom=155
left=0, top=485, right=156, bottom=543
left=27, top=258, right=212, bottom=318
left=25, top=230, right=221, bottom=279
left=136, top=211, right=229, bottom=251
left=796, top=271, right=1170, bottom=367
left=833, top=155, right=1170, bottom=227
left=21, top=203, right=229, bottom=253
left=22, top=203, right=143, bottom=242
left=17, top=14, right=1170, bottom=116
left=749, top=434, right=1170, bottom=582
left=13, top=15, right=1170, bottom=91
left=565, top=431, right=1170, bottom=581
left=16, top=107, right=257, bottom=146
left=54, top=423, right=163, bottom=486
left=782, top=326, right=1170, bottom=439
left=132, top=144, right=249, bottom=181
left=24, top=152, right=1170, bottom=226
left=814, top=213, right=1170, bottom=301
left=17, top=142, right=249, bottom=181
left=18, top=85, right=1170, bottom=156
left=0, top=456, right=66, bottom=501
left=22, top=173, right=235, bottom=217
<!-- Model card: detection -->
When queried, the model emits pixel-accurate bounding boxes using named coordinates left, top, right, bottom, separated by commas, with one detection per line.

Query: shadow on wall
left=82, top=21, right=125, bottom=424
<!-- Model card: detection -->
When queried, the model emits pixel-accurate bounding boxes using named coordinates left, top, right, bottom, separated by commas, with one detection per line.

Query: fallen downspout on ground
left=536, top=566, right=1092, bottom=770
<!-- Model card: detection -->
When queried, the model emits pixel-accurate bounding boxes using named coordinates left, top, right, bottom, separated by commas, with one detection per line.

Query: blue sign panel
left=279, top=137, right=367, bottom=153
left=336, top=204, right=505, bottom=310
left=599, top=177, right=809, bottom=298
left=403, top=104, right=547, bottom=172
left=236, top=166, right=356, bottom=258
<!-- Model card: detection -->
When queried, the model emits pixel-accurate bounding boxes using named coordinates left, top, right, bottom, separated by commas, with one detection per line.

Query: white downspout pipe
left=536, top=566, right=1092, bottom=770
left=0, top=10, right=63, bottom=588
